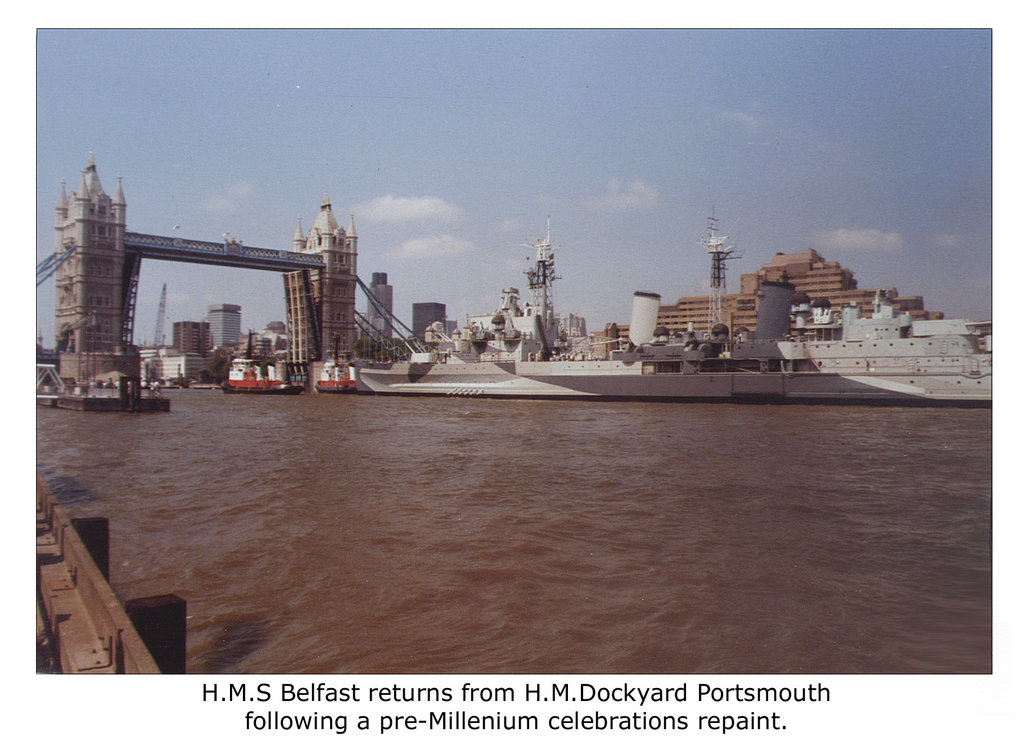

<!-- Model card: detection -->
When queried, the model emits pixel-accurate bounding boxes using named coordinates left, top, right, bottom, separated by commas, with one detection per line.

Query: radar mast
left=523, top=217, right=560, bottom=337
left=701, top=208, right=740, bottom=332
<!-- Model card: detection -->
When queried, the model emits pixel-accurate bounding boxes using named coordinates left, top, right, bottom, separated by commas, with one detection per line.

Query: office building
left=368, top=272, right=394, bottom=338
left=172, top=320, right=211, bottom=356
left=412, top=302, right=446, bottom=341
left=606, top=248, right=944, bottom=340
left=207, top=304, right=242, bottom=347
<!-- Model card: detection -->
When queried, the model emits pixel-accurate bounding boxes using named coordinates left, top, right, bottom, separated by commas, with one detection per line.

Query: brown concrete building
left=606, top=248, right=944, bottom=340
left=172, top=320, right=211, bottom=356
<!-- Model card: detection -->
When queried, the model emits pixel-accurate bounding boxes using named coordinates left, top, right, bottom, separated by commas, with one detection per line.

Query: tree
left=208, top=348, right=231, bottom=383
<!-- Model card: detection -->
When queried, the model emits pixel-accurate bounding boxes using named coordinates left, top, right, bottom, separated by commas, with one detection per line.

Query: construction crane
left=153, top=283, right=167, bottom=347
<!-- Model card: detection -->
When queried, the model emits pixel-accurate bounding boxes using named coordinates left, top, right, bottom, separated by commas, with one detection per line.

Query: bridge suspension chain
left=36, top=245, right=77, bottom=287
left=355, top=275, right=427, bottom=357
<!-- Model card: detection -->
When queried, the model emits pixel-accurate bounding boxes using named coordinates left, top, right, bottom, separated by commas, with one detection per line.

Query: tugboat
left=315, top=337, right=357, bottom=393
left=222, top=333, right=303, bottom=395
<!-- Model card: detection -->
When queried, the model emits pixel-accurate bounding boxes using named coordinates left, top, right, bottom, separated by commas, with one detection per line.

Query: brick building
left=172, top=320, right=211, bottom=356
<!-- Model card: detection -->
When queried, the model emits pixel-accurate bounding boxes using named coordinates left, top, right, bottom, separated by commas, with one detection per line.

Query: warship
left=353, top=226, right=991, bottom=406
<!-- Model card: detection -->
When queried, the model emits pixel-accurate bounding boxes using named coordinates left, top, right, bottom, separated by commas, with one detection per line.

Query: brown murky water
left=36, top=391, right=991, bottom=674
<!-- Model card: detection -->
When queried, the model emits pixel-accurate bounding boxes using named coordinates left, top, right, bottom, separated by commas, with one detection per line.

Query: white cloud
left=722, top=110, right=769, bottom=134
left=392, top=234, right=476, bottom=259
left=722, top=103, right=772, bottom=135
left=812, top=228, right=906, bottom=254
left=586, top=179, right=660, bottom=211
left=200, top=181, right=255, bottom=214
left=356, top=194, right=464, bottom=223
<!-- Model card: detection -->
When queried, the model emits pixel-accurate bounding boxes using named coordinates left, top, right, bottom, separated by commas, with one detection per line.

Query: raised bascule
left=43, top=155, right=364, bottom=387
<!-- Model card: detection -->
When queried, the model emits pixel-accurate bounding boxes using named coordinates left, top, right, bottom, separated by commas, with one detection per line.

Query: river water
left=35, top=391, right=991, bottom=674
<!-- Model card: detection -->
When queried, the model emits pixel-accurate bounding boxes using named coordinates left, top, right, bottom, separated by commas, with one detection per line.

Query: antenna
left=522, top=219, right=559, bottom=307
left=701, top=208, right=742, bottom=331
left=520, top=219, right=561, bottom=351
left=154, top=283, right=167, bottom=347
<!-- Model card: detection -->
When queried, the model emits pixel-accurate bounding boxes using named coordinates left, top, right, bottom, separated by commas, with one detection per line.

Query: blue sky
left=35, top=29, right=992, bottom=346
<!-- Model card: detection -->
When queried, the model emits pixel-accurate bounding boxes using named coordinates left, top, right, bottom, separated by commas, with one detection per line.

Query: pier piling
left=126, top=595, right=188, bottom=674
left=36, top=473, right=185, bottom=673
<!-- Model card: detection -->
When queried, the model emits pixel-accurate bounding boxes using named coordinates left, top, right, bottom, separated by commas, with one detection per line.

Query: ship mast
left=523, top=218, right=560, bottom=334
left=701, top=208, right=739, bottom=332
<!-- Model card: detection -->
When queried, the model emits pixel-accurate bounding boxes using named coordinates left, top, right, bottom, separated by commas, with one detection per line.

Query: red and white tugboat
left=222, top=334, right=303, bottom=395
left=315, top=339, right=357, bottom=393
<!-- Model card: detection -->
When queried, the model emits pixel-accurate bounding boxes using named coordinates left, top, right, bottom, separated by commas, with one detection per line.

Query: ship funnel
left=754, top=281, right=795, bottom=341
left=629, top=291, right=662, bottom=346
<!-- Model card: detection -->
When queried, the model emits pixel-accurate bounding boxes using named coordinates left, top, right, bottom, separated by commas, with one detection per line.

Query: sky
left=35, top=28, right=992, bottom=347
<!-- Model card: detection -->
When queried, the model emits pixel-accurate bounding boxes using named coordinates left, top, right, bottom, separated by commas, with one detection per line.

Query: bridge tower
left=284, top=194, right=358, bottom=378
left=53, top=154, right=137, bottom=381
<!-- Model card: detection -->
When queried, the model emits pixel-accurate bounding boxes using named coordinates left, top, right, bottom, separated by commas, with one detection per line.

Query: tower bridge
left=123, top=232, right=326, bottom=272
left=45, top=155, right=361, bottom=385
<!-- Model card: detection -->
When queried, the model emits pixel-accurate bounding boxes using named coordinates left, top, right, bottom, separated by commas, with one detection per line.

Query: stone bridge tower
left=284, top=194, right=358, bottom=378
left=53, top=154, right=136, bottom=381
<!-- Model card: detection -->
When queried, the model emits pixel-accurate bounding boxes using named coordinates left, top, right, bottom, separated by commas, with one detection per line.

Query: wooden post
left=70, top=516, right=109, bottom=581
left=125, top=594, right=187, bottom=674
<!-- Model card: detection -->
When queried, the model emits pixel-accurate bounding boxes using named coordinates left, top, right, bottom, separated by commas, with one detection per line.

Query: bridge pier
left=58, top=351, right=140, bottom=385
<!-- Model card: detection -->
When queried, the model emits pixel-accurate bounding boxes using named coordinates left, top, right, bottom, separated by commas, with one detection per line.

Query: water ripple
left=36, top=393, right=991, bottom=673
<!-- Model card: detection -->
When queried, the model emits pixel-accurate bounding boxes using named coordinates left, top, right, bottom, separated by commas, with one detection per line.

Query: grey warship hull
left=353, top=356, right=991, bottom=406
left=355, top=225, right=991, bottom=407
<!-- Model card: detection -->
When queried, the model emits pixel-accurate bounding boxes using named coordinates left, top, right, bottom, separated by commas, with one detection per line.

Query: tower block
left=54, top=154, right=138, bottom=382
left=285, top=195, right=358, bottom=381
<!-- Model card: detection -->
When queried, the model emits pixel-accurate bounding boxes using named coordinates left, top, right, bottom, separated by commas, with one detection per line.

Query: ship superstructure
left=701, top=210, right=741, bottom=332
left=353, top=221, right=991, bottom=406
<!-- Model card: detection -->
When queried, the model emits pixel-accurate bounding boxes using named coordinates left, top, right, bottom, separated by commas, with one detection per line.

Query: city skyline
left=36, top=29, right=991, bottom=348
left=137, top=302, right=282, bottom=349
